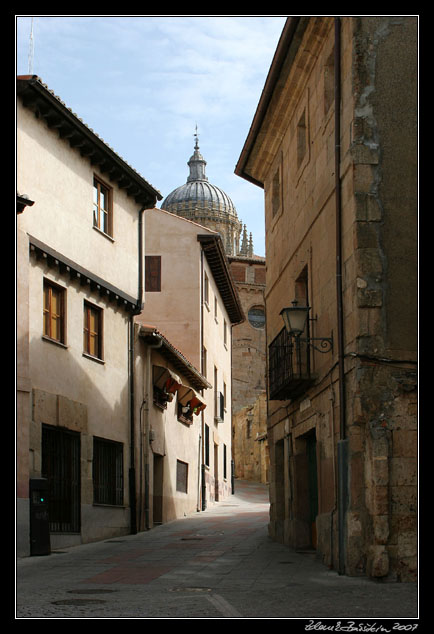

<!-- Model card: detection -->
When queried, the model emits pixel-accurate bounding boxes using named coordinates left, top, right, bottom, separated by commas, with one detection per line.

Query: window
left=93, top=176, right=112, bottom=236
left=324, top=51, right=335, bottom=114
left=224, top=320, right=227, bottom=347
left=43, top=279, right=66, bottom=344
left=204, top=273, right=209, bottom=306
left=214, top=366, right=218, bottom=418
left=248, top=306, right=266, bottom=329
left=297, top=110, right=307, bottom=169
left=176, top=460, right=188, bottom=493
left=205, top=424, right=210, bottom=466
left=219, top=392, right=225, bottom=421
left=145, top=255, right=161, bottom=292
left=214, top=296, right=218, bottom=322
left=271, top=167, right=281, bottom=217
left=223, top=444, right=227, bottom=480
left=202, top=346, right=207, bottom=378
left=83, top=301, right=103, bottom=359
left=93, top=437, right=124, bottom=506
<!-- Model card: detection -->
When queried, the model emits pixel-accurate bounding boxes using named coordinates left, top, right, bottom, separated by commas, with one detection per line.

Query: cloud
left=17, top=15, right=286, bottom=255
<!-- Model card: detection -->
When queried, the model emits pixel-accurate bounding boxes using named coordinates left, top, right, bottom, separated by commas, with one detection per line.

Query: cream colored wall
left=28, top=260, right=130, bottom=442
left=141, top=208, right=233, bottom=503
left=17, top=99, right=141, bottom=546
left=17, top=102, right=140, bottom=299
left=202, top=256, right=233, bottom=501
left=147, top=348, right=203, bottom=523
left=140, top=208, right=204, bottom=369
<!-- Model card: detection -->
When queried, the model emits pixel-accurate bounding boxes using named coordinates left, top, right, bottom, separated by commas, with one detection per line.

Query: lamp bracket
left=297, top=336, right=333, bottom=353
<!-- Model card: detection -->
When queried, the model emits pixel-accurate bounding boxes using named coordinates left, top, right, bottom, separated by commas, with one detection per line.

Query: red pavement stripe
left=82, top=564, right=174, bottom=585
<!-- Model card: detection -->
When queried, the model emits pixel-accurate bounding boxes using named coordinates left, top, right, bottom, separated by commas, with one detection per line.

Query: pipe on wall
left=334, top=16, right=349, bottom=576
left=143, top=335, right=163, bottom=530
left=129, top=206, right=146, bottom=535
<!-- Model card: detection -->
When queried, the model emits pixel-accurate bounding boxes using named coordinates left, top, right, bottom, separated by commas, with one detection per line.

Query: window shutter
left=219, top=392, right=225, bottom=421
left=145, top=256, right=161, bottom=292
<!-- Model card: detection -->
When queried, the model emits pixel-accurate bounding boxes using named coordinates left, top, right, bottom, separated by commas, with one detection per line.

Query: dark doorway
left=306, top=430, right=318, bottom=548
left=153, top=454, right=164, bottom=525
left=41, top=425, right=81, bottom=533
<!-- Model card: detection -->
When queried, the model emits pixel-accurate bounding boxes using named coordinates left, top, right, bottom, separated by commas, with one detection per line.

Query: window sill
left=177, top=415, right=194, bottom=427
left=92, top=503, right=126, bottom=509
left=93, top=225, right=114, bottom=242
left=42, top=335, right=68, bottom=349
left=82, top=352, right=105, bottom=365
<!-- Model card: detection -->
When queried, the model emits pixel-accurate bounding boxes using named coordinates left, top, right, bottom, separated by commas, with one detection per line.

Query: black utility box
left=29, top=478, right=51, bottom=556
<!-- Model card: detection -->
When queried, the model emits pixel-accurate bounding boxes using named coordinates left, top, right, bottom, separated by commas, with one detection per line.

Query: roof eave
left=138, top=325, right=211, bottom=391
left=17, top=75, right=162, bottom=208
left=234, top=17, right=302, bottom=186
left=197, top=234, right=245, bottom=325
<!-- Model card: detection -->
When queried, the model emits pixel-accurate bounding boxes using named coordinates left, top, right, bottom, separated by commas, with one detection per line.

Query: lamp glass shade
left=280, top=302, right=310, bottom=335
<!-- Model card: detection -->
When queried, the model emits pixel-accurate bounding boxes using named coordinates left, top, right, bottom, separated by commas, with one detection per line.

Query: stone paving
left=15, top=480, right=419, bottom=621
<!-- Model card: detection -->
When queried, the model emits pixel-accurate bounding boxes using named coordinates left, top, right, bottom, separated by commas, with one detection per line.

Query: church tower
left=160, top=132, right=245, bottom=256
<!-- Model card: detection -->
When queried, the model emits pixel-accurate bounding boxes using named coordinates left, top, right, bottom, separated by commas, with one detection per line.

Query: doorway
left=153, top=454, right=164, bottom=525
left=306, top=430, right=318, bottom=548
left=214, top=444, right=219, bottom=501
left=41, top=425, right=81, bottom=533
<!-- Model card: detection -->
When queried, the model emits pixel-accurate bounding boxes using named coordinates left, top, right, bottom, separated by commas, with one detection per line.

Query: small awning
left=153, top=366, right=182, bottom=394
left=177, top=385, right=207, bottom=415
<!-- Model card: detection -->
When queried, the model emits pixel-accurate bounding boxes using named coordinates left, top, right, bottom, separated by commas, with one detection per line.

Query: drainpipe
left=129, top=207, right=146, bottom=535
left=334, top=16, right=349, bottom=576
left=200, top=249, right=207, bottom=511
left=143, top=334, right=163, bottom=530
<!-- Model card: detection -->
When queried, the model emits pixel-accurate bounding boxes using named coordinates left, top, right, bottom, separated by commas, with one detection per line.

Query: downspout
left=129, top=206, right=145, bottom=535
left=200, top=249, right=207, bottom=511
left=334, top=16, right=349, bottom=576
left=144, top=334, right=163, bottom=530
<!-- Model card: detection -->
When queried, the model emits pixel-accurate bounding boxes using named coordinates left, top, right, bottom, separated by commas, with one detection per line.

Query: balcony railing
left=268, top=327, right=315, bottom=400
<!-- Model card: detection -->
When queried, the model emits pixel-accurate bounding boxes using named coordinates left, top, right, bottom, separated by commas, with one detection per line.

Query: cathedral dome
left=161, top=138, right=237, bottom=217
left=162, top=179, right=237, bottom=218
left=160, top=135, right=243, bottom=255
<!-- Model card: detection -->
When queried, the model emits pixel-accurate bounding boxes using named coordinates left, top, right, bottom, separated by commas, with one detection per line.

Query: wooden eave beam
left=17, top=76, right=162, bottom=207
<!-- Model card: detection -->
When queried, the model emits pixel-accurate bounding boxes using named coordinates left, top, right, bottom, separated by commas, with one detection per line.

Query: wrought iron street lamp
left=280, top=300, right=333, bottom=353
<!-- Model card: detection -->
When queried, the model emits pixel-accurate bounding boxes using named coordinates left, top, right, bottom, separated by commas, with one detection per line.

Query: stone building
left=235, top=17, right=417, bottom=581
left=229, top=252, right=268, bottom=483
left=161, top=138, right=268, bottom=483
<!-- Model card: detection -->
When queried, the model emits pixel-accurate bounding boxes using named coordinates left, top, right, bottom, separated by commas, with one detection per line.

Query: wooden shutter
left=145, top=256, right=161, bottom=292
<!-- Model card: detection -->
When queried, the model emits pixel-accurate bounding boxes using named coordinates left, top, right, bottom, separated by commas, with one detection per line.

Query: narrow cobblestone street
left=16, top=480, right=418, bottom=621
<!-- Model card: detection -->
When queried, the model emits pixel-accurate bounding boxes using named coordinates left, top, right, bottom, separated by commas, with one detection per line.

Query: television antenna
left=28, top=17, right=34, bottom=74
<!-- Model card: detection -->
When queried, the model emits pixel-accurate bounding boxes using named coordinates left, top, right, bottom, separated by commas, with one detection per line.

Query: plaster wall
left=17, top=99, right=142, bottom=549
left=17, top=101, right=140, bottom=299
left=140, top=208, right=233, bottom=504
left=140, top=208, right=206, bottom=369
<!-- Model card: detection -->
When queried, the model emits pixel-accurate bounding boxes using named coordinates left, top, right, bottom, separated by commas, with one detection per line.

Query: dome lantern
left=161, top=131, right=245, bottom=256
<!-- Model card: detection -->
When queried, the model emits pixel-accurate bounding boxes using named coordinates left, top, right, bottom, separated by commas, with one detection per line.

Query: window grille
left=93, top=437, right=124, bottom=506
left=176, top=460, right=188, bottom=493
left=268, top=327, right=314, bottom=400
left=41, top=425, right=81, bottom=533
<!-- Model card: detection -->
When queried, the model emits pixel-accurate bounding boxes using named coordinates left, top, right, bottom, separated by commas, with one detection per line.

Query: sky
left=16, top=15, right=288, bottom=257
